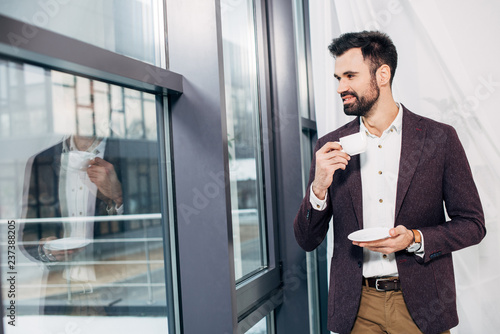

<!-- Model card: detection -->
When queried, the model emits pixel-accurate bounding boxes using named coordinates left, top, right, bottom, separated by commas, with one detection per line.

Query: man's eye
left=347, top=74, right=354, bottom=79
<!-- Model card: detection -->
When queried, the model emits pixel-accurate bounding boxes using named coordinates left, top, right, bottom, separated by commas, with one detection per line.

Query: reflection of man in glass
left=20, top=132, right=123, bottom=315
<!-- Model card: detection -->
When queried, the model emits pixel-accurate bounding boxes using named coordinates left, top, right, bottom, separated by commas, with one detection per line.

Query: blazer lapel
left=52, top=142, right=63, bottom=180
left=341, top=119, right=364, bottom=230
left=395, top=107, right=426, bottom=221
left=347, top=154, right=363, bottom=229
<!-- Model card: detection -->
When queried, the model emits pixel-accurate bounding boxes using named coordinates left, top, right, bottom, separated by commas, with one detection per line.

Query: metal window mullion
left=0, top=14, right=183, bottom=95
left=155, top=95, right=180, bottom=334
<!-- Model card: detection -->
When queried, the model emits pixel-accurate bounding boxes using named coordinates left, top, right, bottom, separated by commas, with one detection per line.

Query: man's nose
left=337, top=79, right=349, bottom=94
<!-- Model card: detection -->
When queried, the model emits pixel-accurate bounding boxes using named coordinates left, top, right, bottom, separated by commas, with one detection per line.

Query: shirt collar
left=360, top=102, right=403, bottom=137
left=62, top=135, right=106, bottom=155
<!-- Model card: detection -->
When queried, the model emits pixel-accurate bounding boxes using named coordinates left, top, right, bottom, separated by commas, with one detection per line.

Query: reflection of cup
left=339, top=132, right=367, bottom=156
left=67, top=151, right=96, bottom=171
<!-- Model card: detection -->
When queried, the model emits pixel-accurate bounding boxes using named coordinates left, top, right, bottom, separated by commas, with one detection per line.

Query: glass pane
left=220, top=0, right=267, bottom=280
left=0, top=0, right=165, bottom=67
left=245, top=316, right=268, bottom=334
left=292, top=0, right=311, bottom=119
left=0, top=60, right=171, bottom=333
left=292, top=2, right=321, bottom=333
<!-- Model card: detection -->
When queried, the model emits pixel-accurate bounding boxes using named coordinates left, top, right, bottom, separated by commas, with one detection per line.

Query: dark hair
left=328, top=31, right=398, bottom=85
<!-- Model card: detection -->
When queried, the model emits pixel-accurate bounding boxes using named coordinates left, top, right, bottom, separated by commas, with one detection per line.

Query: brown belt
left=364, top=277, right=401, bottom=291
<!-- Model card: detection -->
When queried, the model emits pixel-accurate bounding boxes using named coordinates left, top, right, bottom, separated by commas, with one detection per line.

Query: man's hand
left=312, top=142, right=350, bottom=200
left=87, top=157, right=123, bottom=207
left=352, top=225, right=414, bottom=254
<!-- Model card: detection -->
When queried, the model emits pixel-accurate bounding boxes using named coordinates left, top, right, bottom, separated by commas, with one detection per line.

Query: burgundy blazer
left=294, top=106, right=486, bottom=334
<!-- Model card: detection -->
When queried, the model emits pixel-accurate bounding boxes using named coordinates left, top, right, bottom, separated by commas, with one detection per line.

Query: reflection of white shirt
left=60, top=136, right=106, bottom=241
left=58, top=136, right=111, bottom=282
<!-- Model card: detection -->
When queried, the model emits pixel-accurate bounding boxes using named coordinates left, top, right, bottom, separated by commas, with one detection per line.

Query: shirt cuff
left=106, top=203, right=124, bottom=215
left=116, top=203, right=124, bottom=215
left=309, top=185, right=328, bottom=211
left=414, top=229, right=425, bottom=258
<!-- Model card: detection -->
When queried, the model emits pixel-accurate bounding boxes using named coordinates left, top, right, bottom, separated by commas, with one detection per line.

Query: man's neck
left=361, top=96, right=399, bottom=137
left=73, top=135, right=100, bottom=152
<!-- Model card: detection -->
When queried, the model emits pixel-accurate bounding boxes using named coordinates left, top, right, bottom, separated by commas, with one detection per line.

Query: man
left=294, top=31, right=486, bottom=334
left=19, top=133, right=125, bottom=315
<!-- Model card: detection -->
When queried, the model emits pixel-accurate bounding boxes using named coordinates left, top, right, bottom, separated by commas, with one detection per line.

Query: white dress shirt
left=58, top=136, right=123, bottom=281
left=310, top=103, right=424, bottom=278
left=359, top=105, right=402, bottom=277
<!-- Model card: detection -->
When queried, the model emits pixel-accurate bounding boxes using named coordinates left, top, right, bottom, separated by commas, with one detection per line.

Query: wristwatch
left=406, top=229, right=422, bottom=253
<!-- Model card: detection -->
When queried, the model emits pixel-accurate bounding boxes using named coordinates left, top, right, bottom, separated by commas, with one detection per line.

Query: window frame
left=223, top=0, right=283, bottom=328
left=0, top=13, right=182, bottom=334
left=0, top=14, right=182, bottom=95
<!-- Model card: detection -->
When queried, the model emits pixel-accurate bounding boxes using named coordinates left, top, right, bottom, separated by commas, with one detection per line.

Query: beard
left=342, top=79, right=380, bottom=117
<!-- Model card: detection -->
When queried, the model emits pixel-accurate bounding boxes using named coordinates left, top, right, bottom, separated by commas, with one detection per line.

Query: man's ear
left=376, top=64, right=392, bottom=86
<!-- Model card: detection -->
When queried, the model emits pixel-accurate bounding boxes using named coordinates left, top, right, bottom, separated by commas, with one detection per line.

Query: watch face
left=407, top=243, right=421, bottom=252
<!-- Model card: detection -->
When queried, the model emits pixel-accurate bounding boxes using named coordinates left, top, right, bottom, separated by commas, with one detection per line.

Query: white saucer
left=44, top=237, right=92, bottom=251
left=348, top=227, right=391, bottom=242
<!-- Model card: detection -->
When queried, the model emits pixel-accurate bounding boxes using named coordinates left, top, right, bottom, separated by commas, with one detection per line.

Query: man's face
left=334, top=48, right=380, bottom=117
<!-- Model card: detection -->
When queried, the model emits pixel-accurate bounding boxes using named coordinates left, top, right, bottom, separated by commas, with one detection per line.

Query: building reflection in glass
left=0, top=60, right=168, bottom=330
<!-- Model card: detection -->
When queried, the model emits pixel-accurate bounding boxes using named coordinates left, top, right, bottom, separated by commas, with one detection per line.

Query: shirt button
left=378, top=171, right=383, bottom=175
left=390, top=129, right=394, bottom=132
left=316, top=204, right=320, bottom=209
left=379, top=199, right=383, bottom=203
left=383, top=254, right=388, bottom=259
left=378, top=145, right=382, bottom=149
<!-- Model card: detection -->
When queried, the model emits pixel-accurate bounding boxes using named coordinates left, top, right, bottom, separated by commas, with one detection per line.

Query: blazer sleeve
left=418, top=126, right=486, bottom=263
left=294, top=139, right=334, bottom=252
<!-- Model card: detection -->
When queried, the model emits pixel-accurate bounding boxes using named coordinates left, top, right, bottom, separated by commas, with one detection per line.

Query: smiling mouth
left=342, top=95, right=356, bottom=105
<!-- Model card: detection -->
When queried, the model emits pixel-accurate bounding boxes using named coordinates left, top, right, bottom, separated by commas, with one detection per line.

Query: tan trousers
left=351, top=285, right=451, bottom=334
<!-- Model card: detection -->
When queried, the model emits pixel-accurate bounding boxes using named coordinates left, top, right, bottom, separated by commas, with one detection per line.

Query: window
left=0, top=10, right=179, bottom=334
left=221, top=0, right=267, bottom=281
left=292, top=1, right=325, bottom=333
left=220, top=0, right=281, bottom=330
left=0, top=59, right=172, bottom=333
left=245, top=314, right=272, bottom=334
left=1, top=0, right=312, bottom=332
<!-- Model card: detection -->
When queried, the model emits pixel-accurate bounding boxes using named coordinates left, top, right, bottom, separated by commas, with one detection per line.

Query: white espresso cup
left=339, top=132, right=367, bottom=156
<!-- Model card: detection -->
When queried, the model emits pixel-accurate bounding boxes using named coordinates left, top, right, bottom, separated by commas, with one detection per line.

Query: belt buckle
left=375, top=278, right=389, bottom=291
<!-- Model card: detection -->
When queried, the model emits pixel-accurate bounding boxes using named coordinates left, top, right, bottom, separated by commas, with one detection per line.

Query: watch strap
left=407, top=229, right=422, bottom=252
left=412, top=229, right=421, bottom=244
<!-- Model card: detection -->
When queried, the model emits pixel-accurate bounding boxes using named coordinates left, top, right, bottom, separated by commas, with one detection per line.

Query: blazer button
left=358, top=261, right=362, bottom=268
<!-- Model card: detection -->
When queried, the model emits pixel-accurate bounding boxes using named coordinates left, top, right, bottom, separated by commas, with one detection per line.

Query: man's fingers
left=321, top=154, right=350, bottom=167
left=88, top=157, right=99, bottom=166
left=390, top=225, right=409, bottom=237
left=317, top=149, right=350, bottom=169
left=318, top=141, right=343, bottom=153
left=313, top=141, right=351, bottom=193
left=354, top=241, right=395, bottom=255
left=353, top=226, right=413, bottom=254
left=88, top=157, right=112, bottom=168
left=322, top=149, right=350, bottom=161
left=86, top=166, right=103, bottom=179
left=354, top=237, right=390, bottom=247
